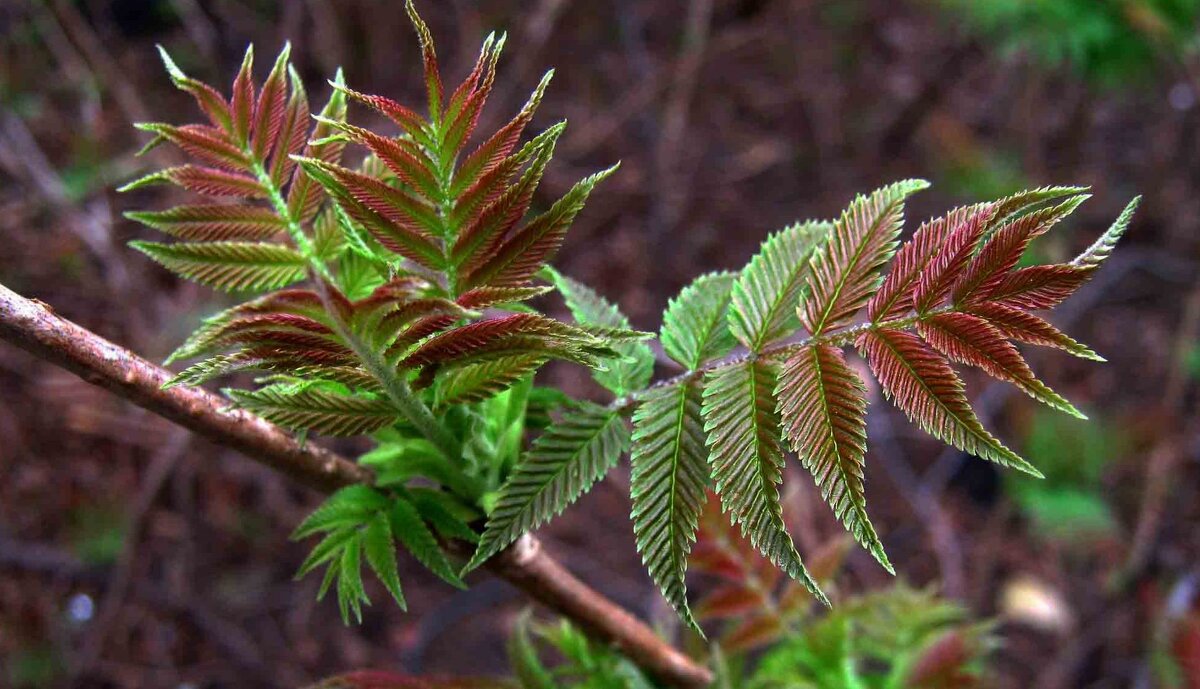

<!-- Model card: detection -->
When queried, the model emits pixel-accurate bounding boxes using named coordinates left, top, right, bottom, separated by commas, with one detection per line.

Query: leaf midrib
left=872, top=330, right=1020, bottom=466
left=812, top=200, right=898, bottom=335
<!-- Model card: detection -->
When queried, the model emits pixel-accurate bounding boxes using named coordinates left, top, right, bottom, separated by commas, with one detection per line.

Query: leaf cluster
left=125, top=0, right=1138, bottom=633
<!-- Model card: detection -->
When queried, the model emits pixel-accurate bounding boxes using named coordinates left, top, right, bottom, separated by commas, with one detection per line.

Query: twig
left=0, top=280, right=714, bottom=689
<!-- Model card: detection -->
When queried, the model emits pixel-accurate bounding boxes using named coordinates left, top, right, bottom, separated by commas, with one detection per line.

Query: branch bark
left=0, top=281, right=713, bottom=689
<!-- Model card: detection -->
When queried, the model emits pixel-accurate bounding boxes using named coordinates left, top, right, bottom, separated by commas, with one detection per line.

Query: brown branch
left=0, top=281, right=713, bottom=689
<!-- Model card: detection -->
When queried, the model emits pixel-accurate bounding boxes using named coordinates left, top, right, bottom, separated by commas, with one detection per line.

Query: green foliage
left=939, top=0, right=1200, bottom=85
left=468, top=401, right=629, bottom=573
left=660, top=272, right=739, bottom=369
left=544, top=267, right=655, bottom=396
left=508, top=613, right=656, bottom=689
left=630, top=381, right=710, bottom=630
left=746, top=586, right=993, bottom=689
left=1006, top=409, right=1126, bottom=541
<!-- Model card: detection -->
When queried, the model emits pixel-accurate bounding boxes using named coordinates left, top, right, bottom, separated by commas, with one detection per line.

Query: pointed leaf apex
left=1072, top=195, right=1139, bottom=269
left=271, top=42, right=292, bottom=71
left=118, top=169, right=172, bottom=192
left=156, top=44, right=187, bottom=82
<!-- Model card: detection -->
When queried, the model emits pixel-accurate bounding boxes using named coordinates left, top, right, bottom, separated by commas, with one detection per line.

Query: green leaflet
left=544, top=267, right=654, bottom=395
left=336, top=535, right=367, bottom=623
left=630, top=382, right=710, bottom=632
left=729, top=221, right=831, bottom=352
left=1072, top=195, right=1139, bottom=269
left=292, top=485, right=390, bottom=540
left=131, top=240, right=307, bottom=292
left=661, top=272, right=738, bottom=370
left=390, top=497, right=466, bottom=588
left=363, top=511, right=406, bottom=609
left=227, top=386, right=398, bottom=436
left=777, top=344, right=892, bottom=573
left=466, top=401, right=629, bottom=573
left=702, top=361, right=828, bottom=606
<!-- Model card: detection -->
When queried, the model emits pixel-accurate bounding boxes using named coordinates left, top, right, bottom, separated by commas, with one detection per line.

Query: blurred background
left=1, top=0, right=1198, bottom=687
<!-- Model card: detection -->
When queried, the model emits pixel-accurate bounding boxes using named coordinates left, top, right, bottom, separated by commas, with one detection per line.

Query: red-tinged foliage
left=397, top=314, right=593, bottom=368
left=223, top=329, right=352, bottom=355
left=985, top=264, right=1095, bottom=310
left=269, top=74, right=310, bottom=186
left=405, top=0, right=444, bottom=119
left=251, top=48, right=289, bottom=160
left=776, top=344, right=886, bottom=569
left=803, top=181, right=925, bottom=334
left=213, top=313, right=334, bottom=339
left=912, top=205, right=992, bottom=313
left=243, top=345, right=359, bottom=368
left=442, top=35, right=502, bottom=159
left=961, top=302, right=1102, bottom=359
left=167, top=166, right=268, bottom=198
left=230, top=47, right=256, bottom=145
left=856, top=328, right=1036, bottom=475
left=456, top=286, right=552, bottom=310
left=453, top=144, right=554, bottom=269
left=918, top=313, right=1036, bottom=382
left=336, top=84, right=428, bottom=142
left=450, top=77, right=548, bottom=200
left=903, top=630, right=981, bottom=689
left=126, top=205, right=285, bottom=241
left=139, top=123, right=249, bottom=170
left=326, top=120, right=441, bottom=199
left=869, top=204, right=987, bottom=322
left=951, top=197, right=1083, bottom=304
left=918, top=312, right=1078, bottom=415
left=288, top=86, right=348, bottom=225
left=309, top=159, right=441, bottom=237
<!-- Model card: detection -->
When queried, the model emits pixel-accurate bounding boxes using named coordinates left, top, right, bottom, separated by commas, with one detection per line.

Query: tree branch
left=0, top=280, right=713, bottom=689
